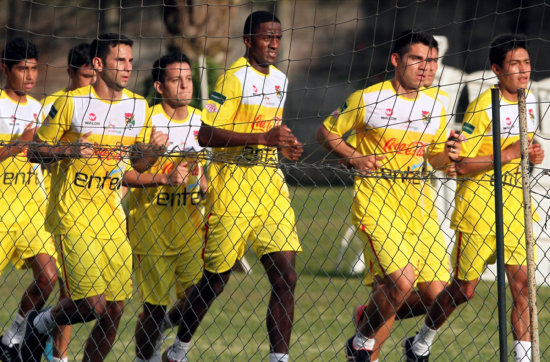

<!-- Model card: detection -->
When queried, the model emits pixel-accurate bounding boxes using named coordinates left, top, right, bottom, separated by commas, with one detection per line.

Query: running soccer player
left=0, top=37, right=59, bottom=362
left=347, top=39, right=456, bottom=362
left=125, top=52, right=205, bottom=362
left=405, top=34, right=544, bottom=362
left=39, top=42, right=94, bottom=362
left=21, top=33, right=166, bottom=362
left=317, top=30, right=463, bottom=362
left=161, top=11, right=303, bottom=362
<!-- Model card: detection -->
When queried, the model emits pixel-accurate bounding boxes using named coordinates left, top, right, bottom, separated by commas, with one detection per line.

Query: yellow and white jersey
left=0, top=91, right=46, bottom=231
left=40, top=88, right=69, bottom=124
left=451, top=87, right=539, bottom=235
left=129, top=104, right=205, bottom=255
left=323, top=80, right=448, bottom=233
left=202, top=57, right=291, bottom=216
left=37, top=86, right=150, bottom=239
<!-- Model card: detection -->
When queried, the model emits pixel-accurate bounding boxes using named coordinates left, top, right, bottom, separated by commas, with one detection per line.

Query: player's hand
left=281, top=139, right=304, bottom=161
left=166, top=161, right=190, bottom=186
left=18, top=123, right=37, bottom=143
left=445, top=129, right=465, bottom=162
left=150, top=126, right=169, bottom=155
left=528, top=142, right=545, bottom=164
left=347, top=152, right=385, bottom=174
left=265, top=125, right=297, bottom=148
left=71, top=131, right=94, bottom=158
left=445, top=163, right=457, bottom=178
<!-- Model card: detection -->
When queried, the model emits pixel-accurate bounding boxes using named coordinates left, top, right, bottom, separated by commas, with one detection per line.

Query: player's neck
left=2, top=88, right=28, bottom=103
left=498, top=84, right=519, bottom=103
left=390, top=78, right=418, bottom=99
left=93, top=80, right=123, bottom=101
left=245, top=54, right=270, bottom=75
left=162, top=102, right=188, bottom=121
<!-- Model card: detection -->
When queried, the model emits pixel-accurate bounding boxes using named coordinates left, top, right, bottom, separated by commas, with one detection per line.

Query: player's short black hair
left=392, top=30, right=438, bottom=57
left=152, top=51, right=192, bottom=83
left=2, top=37, right=39, bottom=70
left=243, top=11, right=281, bottom=36
left=67, top=43, right=92, bottom=71
left=489, top=34, right=528, bottom=67
left=89, top=33, right=133, bottom=62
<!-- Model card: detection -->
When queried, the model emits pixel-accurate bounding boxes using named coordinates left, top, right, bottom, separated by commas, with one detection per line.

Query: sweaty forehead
left=256, top=21, right=282, bottom=35
left=505, top=47, right=530, bottom=61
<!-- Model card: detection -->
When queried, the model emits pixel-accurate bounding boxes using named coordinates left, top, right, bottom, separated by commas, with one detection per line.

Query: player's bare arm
left=0, top=123, right=36, bottom=162
left=428, top=129, right=465, bottom=169
left=130, top=126, right=168, bottom=173
left=316, top=124, right=384, bottom=172
left=28, top=131, right=94, bottom=163
left=123, top=161, right=189, bottom=188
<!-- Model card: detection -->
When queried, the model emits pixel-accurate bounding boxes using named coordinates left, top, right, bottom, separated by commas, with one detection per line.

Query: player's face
left=70, top=64, right=96, bottom=89
left=493, top=47, right=531, bottom=94
left=392, top=43, right=437, bottom=92
left=96, top=44, right=133, bottom=92
left=422, top=48, right=439, bottom=87
left=156, top=62, right=193, bottom=108
left=245, top=21, right=282, bottom=73
left=2, top=59, right=38, bottom=95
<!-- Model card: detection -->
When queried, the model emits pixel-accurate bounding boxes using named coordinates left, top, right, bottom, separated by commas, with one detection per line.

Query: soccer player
left=21, top=33, right=166, bottom=362
left=39, top=42, right=95, bottom=362
left=348, top=40, right=456, bottom=361
left=161, top=11, right=303, bottom=362
left=404, top=34, right=544, bottom=362
left=125, top=52, right=205, bottom=362
left=316, top=30, right=463, bottom=362
left=0, top=37, right=59, bottom=362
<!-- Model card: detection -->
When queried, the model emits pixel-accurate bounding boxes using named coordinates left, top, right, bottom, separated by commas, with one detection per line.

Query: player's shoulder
left=41, top=88, right=67, bottom=106
left=224, top=57, right=249, bottom=79
left=122, top=88, right=147, bottom=103
left=26, top=95, right=42, bottom=109
left=466, top=87, right=493, bottom=112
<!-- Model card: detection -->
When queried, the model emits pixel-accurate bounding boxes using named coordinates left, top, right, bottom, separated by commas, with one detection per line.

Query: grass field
left=1, top=186, right=549, bottom=360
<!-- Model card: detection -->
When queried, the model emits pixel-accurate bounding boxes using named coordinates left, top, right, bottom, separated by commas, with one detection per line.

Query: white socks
left=33, top=309, right=55, bottom=335
left=2, top=313, right=25, bottom=346
left=513, top=340, right=532, bottom=362
left=412, top=323, right=438, bottom=356
left=353, top=331, right=375, bottom=351
left=166, top=338, right=190, bottom=362
left=269, top=353, right=289, bottom=362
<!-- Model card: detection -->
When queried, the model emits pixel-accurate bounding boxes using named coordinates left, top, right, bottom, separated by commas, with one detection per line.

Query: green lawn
left=1, top=186, right=549, bottom=360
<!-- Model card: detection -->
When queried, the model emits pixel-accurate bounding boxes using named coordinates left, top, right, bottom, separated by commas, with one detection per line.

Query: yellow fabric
left=37, top=86, right=150, bottom=239
left=134, top=253, right=202, bottom=306
left=451, top=88, right=539, bottom=235
left=129, top=104, right=205, bottom=256
left=203, top=210, right=301, bottom=274
left=56, top=233, right=132, bottom=301
left=323, top=81, right=449, bottom=236
left=0, top=91, right=47, bottom=231
left=202, top=57, right=291, bottom=217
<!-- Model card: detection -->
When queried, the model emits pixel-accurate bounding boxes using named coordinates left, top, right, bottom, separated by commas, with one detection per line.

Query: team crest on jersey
left=421, top=111, right=431, bottom=124
left=529, top=108, right=535, bottom=121
left=275, top=85, right=282, bottom=98
left=193, top=130, right=199, bottom=140
left=125, top=113, right=135, bottom=128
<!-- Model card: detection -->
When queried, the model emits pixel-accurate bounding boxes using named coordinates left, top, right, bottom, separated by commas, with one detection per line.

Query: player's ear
left=2, top=64, right=9, bottom=78
left=92, top=56, right=103, bottom=72
left=491, top=63, right=502, bottom=77
left=390, top=53, right=400, bottom=68
left=243, top=35, right=253, bottom=50
left=154, top=81, right=164, bottom=96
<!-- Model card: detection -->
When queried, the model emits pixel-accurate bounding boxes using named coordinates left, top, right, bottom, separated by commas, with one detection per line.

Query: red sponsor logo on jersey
left=162, top=162, right=175, bottom=174
left=251, top=115, right=281, bottom=131
left=383, top=138, right=427, bottom=157
left=385, top=108, right=393, bottom=117
left=89, top=113, right=97, bottom=122
left=10, top=115, right=16, bottom=124
left=33, top=113, right=38, bottom=120
left=205, top=103, right=218, bottom=113
left=505, top=117, right=512, bottom=126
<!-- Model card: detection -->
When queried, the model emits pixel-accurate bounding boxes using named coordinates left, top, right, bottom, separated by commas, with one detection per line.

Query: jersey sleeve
left=202, top=73, right=242, bottom=129
left=36, top=96, right=74, bottom=144
left=460, top=100, right=491, bottom=158
left=322, top=90, right=365, bottom=136
left=137, top=103, right=152, bottom=143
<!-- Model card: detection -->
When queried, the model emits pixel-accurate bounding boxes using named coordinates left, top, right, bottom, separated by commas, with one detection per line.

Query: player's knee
left=271, top=267, right=298, bottom=295
left=35, top=267, right=58, bottom=294
left=78, top=295, right=107, bottom=317
left=203, top=271, right=230, bottom=297
left=454, top=282, right=476, bottom=303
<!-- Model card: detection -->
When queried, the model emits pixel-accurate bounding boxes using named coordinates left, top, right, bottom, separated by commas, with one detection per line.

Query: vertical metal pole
left=491, top=86, right=508, bottom=362
left=517, top=88, right=540, bottom=362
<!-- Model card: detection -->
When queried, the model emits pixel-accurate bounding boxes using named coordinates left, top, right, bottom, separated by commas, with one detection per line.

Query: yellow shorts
left=452, top=231, right=531, bottom=281
left=358, top=220, right=450, bottom=286
left=203, top=209, right=301, bottom=274
left=134, top=250, right=203, bottom=306
left=0, top=226, right=57, bottom=274
left=56, top=234, right=132, bottom=301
